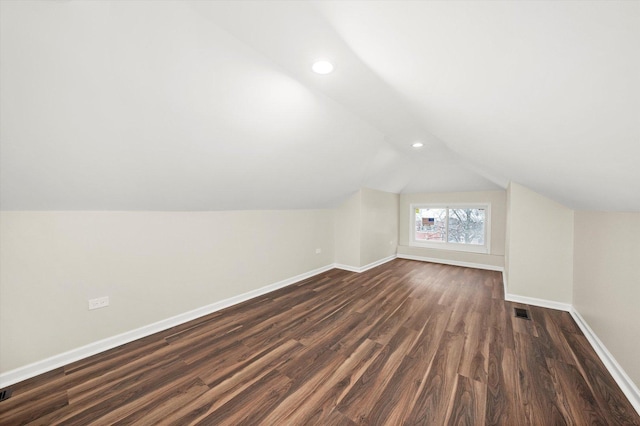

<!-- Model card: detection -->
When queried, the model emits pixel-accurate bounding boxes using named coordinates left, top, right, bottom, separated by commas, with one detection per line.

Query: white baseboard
left=335, top=255, right=397, bottom=273
left=333, top=263, right=360, bottom=272
left=396, top=253, right=504, bottom=272
left=502, top=272, right=638, bottom=415
left=3, top=258, right=638, bottom=418
left=570, top=308, right=640, bottom=415
left=502, top=291, right=639, bottom=415
left=502, top=271, right=508, bottom=300
left=501, top=271, right=572, bottom=312
left=0, top=263, right=335, bottom=388
left=504, top=293, right=572, bottom=312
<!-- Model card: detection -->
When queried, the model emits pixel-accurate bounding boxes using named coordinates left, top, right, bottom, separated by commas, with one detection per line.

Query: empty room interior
left=1, top=1, right=639, bottom=424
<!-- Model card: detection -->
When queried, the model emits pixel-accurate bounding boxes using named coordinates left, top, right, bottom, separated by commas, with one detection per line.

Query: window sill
left=408, top=241, right=489, bottom=254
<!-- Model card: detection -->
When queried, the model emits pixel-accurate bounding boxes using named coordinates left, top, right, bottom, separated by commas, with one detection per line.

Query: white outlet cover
left=89, top=296, right=109, bottom=310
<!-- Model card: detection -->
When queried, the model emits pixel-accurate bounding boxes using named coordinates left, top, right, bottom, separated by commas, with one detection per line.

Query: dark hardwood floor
left=1, top=259, right=638, bottom=425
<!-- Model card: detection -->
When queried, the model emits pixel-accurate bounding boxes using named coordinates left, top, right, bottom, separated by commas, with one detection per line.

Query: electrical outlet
left=315, top=248, right=322, bottom=254
left=88, top=296, right=109, bottom=310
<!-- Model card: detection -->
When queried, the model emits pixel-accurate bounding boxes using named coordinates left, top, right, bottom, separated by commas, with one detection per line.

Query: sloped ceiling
left=0, top=1, right=637, bottom=211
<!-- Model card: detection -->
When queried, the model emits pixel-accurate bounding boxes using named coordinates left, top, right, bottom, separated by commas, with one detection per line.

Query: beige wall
left=360, top=188, right=399, bottom=266
left=334, top=188, right=399, bottom=268
left=506, top=183, right=573, bottom=302
left=0, top=210, right=334, bottom=373
left=5, top=188, right=637, bottom=395
left=334, top=191, right=362, bottom=267
left=397, top=190, right=507, bottom=268
left=573, top=211, right=640, bottom=386
left=504, top=183, right=512, bottom=284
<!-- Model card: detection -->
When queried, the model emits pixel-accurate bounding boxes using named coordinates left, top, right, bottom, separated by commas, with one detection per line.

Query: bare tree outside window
left=447, top=208, right=485, bottom=245
left=413, top=206, right=486, bottom=247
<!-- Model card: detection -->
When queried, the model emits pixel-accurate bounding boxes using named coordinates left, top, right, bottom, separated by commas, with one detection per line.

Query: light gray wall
left=573, top=211, right=640, bottom=387
left=397, top=190, right=507, bottom=268
left=0, top=210, right=334, bottom=373
left=506, top=183, right=573, bottom=302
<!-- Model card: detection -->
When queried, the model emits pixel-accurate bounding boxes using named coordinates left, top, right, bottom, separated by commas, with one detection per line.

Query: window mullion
left=445, top=207, right=449, bottom=244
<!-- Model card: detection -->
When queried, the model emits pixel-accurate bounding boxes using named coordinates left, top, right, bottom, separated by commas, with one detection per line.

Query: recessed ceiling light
left=312, top=60, right=334, bottom=74
left=412, top=142, right=424, bottom=148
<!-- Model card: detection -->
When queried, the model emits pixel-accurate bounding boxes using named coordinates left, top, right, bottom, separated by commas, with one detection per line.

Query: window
left=410, top=204, right=490, bottom=253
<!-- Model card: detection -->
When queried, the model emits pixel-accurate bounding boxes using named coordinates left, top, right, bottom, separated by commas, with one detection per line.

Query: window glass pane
left=447, top=208, right=485, bottom=245
left=415, top=208, right=446, bottom=242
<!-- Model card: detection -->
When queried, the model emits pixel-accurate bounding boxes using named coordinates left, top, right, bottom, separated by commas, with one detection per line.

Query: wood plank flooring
left=1, top=259, right=638, bottom=425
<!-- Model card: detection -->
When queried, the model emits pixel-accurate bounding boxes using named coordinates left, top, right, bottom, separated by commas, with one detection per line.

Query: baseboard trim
left=501, top=271, right=508, bottom=300
left=570, top=308, right=640, bottom=415
left=396, top=253, right=504, bottom=272
left=4, top=259, right=638, bottom=417
left=0, top=263, right=335, bottom=388
left=333, top=263, right=360, bottom=272
left=504, top=293, right=572, bottom=312
left=335, top=255, right=397, bottom=274
left=501, top=292, right=639, bottom=415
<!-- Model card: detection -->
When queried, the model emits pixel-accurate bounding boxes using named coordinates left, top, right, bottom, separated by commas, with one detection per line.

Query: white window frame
left=409, top=203, right=491, bottom=254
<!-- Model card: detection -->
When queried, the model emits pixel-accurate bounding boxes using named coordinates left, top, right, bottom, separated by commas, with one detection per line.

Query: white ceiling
left=1, top=1, right=638, bottom=211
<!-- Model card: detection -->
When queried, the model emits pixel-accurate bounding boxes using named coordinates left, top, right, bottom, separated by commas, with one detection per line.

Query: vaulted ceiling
left=1, top=1, right=638, bottom=211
